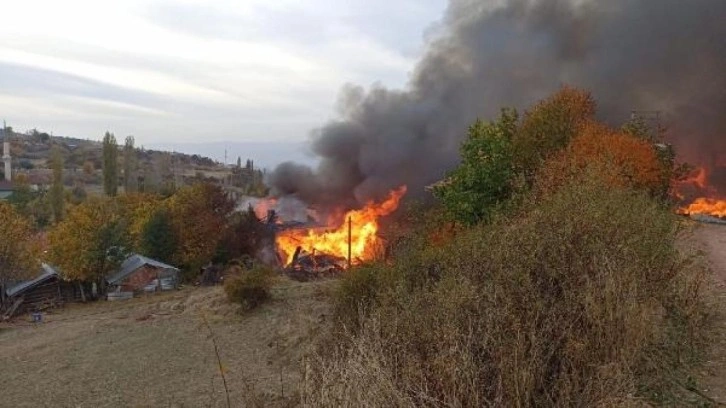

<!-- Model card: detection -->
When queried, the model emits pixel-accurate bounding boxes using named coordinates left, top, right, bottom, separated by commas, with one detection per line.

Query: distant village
left=0, top=124, right=272, bottom=320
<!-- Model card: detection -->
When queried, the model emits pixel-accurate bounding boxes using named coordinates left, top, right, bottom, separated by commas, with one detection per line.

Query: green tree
left=140, top=208, right=176, bottom=263
left=50, top=146, right=65, bottom=223
left=102, top=131, right=118, bottom=197
left=433, top=109, right=518, bottom=225
left=123, top=136, right=136, bottom=193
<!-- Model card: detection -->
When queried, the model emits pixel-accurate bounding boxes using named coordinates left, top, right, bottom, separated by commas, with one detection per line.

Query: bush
left=304, top=176, right=707, bottom=407
left=223, top=267, right=275, bottom=310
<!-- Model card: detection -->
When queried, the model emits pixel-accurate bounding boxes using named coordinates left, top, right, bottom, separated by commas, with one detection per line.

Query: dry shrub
left=223, top=266, right=275, bottom=310
left=305, top=176, right=707, bottom=407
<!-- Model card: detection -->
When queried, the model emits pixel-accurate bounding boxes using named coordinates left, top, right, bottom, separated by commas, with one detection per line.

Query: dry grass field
left=0, top=279, right=334, bottom=408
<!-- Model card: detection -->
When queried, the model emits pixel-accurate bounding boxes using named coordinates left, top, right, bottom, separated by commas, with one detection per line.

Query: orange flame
left=675, top=166, right=726, bottom=217
left=276, top=186, right=407, bottom=265
left=678, top=197, right=726, bottom=217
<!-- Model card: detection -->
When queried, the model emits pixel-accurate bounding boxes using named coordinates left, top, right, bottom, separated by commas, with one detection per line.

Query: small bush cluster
left=223, top=267, right=276, bottom=310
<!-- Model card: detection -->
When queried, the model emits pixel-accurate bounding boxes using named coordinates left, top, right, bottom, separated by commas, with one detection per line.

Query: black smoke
left=269, top=0, right=726, bottom=210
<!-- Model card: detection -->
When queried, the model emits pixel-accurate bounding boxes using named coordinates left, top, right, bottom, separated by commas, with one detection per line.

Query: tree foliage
left=216, top=205, right=269, bottom=263
left=512, top=86, right=596, bottom=180
left=50, top=146, right=65, bottom=223
left=167, top=183, right=235, bottom=268
left=140, top=208, right=177, bottom=264
left=48, top=197, right=129, bottom=283
left=102, top=131, right=118, bottom=197
left=537, top=121, right=666, bottom=196
left=433, top=110, right=517, bottom=225
left=123, top=136, right=136, bottom=193
left=0, top=202, right=37, bottom=285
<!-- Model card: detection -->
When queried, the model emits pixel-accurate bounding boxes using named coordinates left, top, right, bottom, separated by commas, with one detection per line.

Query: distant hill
left=1, top=128, right=267, bottom=196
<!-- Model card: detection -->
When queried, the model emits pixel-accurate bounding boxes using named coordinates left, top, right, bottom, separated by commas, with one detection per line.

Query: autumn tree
left=537, top=121, right=665, bottom=196
left=0, top=202, right=37, bottom=291
left=512, top=86, right=596, bottom=181
left=50, top=146, right=65, bottom=222
left=116, top=192, right=162, bottom=249
left=102, top=131, right=118, bottom=196
left=49, top=197, right=129, bottom=286
left=433, top=109, right=518, bottom=225
left=123, top=136, right=136, bottom=193
left=168, top=183, right=234, bottom=268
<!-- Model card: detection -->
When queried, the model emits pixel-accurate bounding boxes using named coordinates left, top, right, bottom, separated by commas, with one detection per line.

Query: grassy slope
left=0, top=279, right=334, bottom=408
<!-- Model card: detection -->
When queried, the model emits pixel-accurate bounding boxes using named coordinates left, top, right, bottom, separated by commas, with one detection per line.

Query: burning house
left=252, top=186, right=406, bottom=279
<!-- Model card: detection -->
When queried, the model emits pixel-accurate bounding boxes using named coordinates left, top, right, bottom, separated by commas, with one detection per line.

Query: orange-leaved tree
left=537, top=121, right=664, bottom=196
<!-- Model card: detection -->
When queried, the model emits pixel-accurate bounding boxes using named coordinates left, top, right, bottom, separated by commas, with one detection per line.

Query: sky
left=0, top=0, right=447, bottom=165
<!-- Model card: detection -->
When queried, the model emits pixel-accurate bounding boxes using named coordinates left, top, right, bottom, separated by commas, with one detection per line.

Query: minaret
left=2, top=122, right=10, bottom=182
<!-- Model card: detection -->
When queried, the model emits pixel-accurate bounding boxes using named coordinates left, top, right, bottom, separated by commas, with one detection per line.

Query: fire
left=276, top=186, right=407, bottom=266
left=678, top=198, right=726, bottom=217
left=675, top=165, right=726, bottom=217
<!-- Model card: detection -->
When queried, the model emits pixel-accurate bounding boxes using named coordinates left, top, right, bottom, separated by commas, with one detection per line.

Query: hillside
left=1, top=128, right=267, bottom=196
left=0, top=278, right=334, bottom=407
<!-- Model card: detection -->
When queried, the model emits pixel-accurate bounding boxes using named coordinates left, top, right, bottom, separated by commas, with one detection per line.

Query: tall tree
left=123, top=136, right=136, bottom=193
left=168, top=183, right=235, bottom=268
left=50, top=146, right=65, bottom=223
left=140, top=208, right=177, bottom=263
left=0, top=202, right=36, bottom=292
left=102, top=131, right=118, bottom=197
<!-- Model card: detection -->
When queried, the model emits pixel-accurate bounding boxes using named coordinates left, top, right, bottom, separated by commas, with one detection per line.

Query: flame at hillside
left=276, top=186, right=407, bottom=266
left=676, top=165, right=726, bottom=217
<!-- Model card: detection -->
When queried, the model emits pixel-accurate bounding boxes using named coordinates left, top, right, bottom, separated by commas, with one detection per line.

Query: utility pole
left=347, top=216, right=352, bottom=269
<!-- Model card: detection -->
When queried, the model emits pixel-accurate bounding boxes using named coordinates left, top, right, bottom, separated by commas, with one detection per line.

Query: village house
left=1, top=264, right=89, bottom=320
left=106, top=254, right=180, bottom=299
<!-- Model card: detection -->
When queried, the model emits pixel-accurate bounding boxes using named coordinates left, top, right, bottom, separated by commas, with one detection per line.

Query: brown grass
left=305, top=177, right=708, bottom=407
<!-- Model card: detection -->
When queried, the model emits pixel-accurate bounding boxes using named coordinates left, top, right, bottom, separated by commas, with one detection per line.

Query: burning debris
left=254, top=186, right=407, bottom=278
left=276, top=186, right=406, bottom=266
left=286, top=247, right=347, bottom=281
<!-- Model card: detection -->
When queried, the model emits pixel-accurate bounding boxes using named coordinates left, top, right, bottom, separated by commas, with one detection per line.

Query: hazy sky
left=0, top=0, right=446, bottom=149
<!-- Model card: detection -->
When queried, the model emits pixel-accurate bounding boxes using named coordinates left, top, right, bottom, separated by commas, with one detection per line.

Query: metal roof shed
left=107, top=254, right=180, bottom=296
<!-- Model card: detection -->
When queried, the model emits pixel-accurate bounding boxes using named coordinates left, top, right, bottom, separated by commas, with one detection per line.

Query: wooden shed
left=2, top=264, right=88, bottom=319
left=106, top=254, right=180, bottom=298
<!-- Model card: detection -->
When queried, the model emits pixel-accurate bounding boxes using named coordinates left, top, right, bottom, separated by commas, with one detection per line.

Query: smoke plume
left=269, top=0, right=726, bottom=210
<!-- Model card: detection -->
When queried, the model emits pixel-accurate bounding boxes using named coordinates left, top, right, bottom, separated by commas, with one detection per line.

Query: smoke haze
left=269, top=0, right=726, bottom=210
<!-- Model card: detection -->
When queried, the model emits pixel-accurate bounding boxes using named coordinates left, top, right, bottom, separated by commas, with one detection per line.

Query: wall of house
left=118, top=266, right=160, bottom=292
left=14, top=279, right=61, bottom=314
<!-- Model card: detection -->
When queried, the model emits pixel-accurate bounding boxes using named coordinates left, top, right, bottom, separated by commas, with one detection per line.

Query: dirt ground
left=0, top=278, right=334, bottom=408
left=691, top=223, right=726, bottom=404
